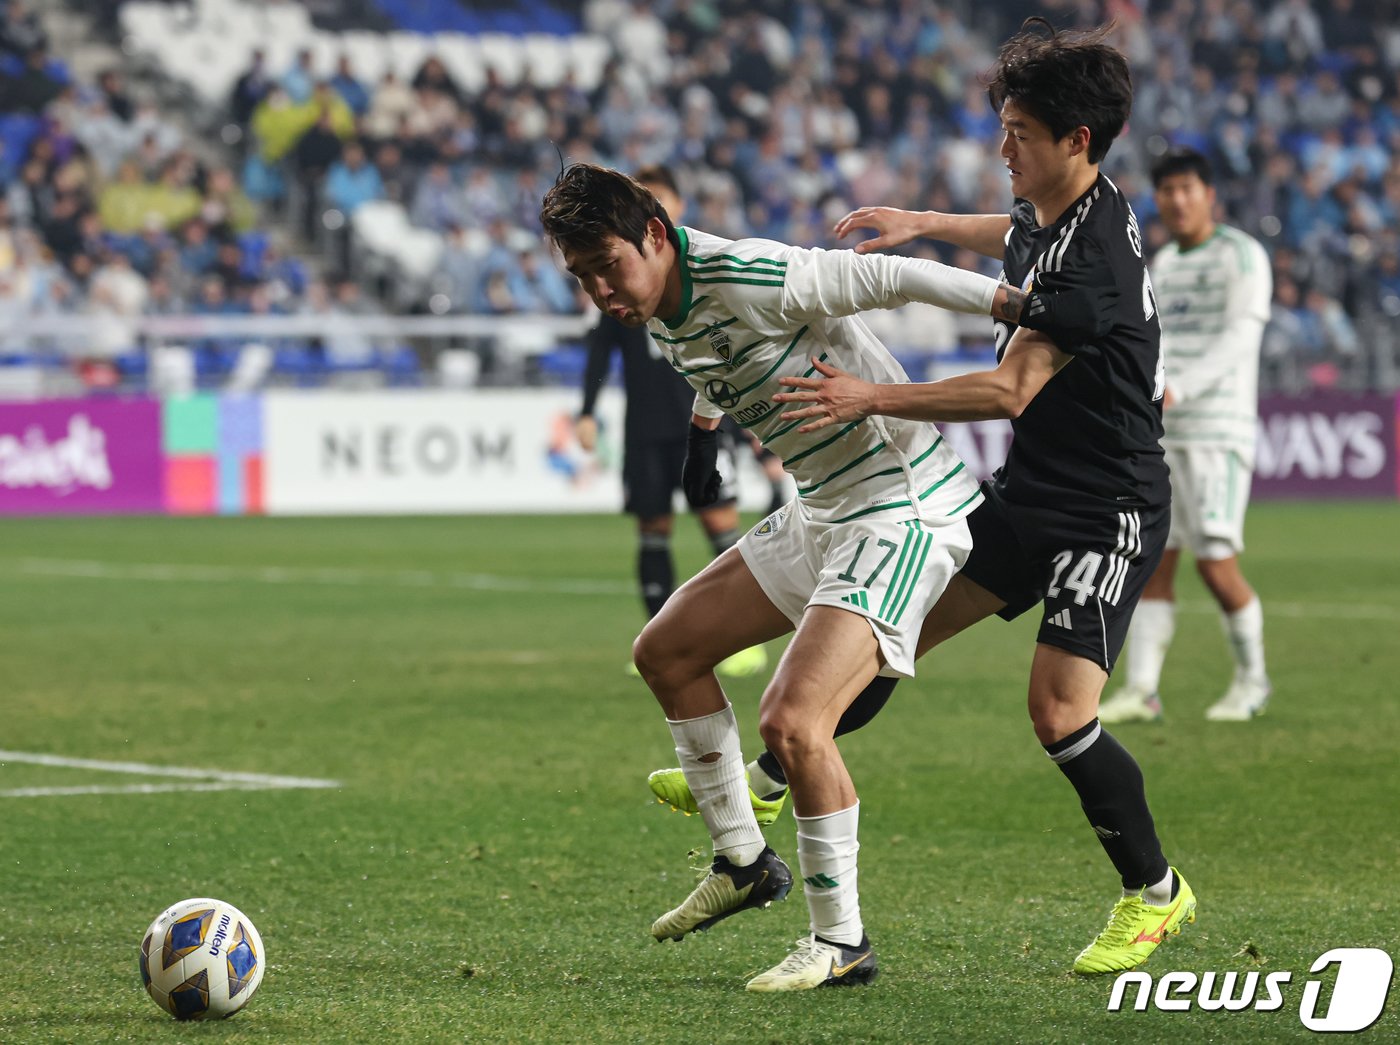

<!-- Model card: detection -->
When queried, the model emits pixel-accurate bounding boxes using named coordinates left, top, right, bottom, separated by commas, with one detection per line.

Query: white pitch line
left=6, top=558, right=635, bottom=596
left=0, top=781, right=334, bottom=798
left=0, top=749, right=339, bottom=800
left=6, top=558, right=1400, bottom=622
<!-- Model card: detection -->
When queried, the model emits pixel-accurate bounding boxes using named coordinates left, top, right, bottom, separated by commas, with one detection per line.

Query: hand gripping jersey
left=994, top=174, right=1171, bottom=513
left=1151, top=224, right=1272, bottom=469
left=648, top=227, right=996, bottom=525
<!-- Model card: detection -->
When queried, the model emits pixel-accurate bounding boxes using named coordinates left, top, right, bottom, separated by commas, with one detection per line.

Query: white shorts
left=737, top=502, right=972, bottom=678
left=1164, top=445, right=1251, bottom=560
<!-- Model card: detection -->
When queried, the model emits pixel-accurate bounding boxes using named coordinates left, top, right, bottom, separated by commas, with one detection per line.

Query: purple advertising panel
left=0, top=399, right=165, bottom=514
left=1254, top=394, right=1397, bottom=500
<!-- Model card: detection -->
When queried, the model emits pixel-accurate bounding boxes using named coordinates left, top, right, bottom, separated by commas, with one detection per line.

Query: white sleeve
left=692, top=392, right=724, bottom=421
left=777, top=246, right=999, bottom=322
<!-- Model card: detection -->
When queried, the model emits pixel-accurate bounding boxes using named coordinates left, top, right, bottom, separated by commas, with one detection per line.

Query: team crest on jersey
left=1020, top=271, right=1035, bottom=293
left=753, top=506, right=789, bottom=537
left=707, top=324, right=733, bottom=364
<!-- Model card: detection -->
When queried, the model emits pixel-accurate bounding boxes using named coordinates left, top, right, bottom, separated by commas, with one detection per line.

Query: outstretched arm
left=773, top=325, right=1071, bottom=428
left=833, top=207, right=1011, bottom=260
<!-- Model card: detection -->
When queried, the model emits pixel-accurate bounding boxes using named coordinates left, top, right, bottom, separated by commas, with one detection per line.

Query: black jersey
left=993, top=174, right=1170, bottom=513
left=580, top=315, right=695, bottom=446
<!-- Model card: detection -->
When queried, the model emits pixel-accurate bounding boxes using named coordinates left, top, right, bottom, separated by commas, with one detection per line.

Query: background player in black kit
left=773, top=20, right=1197, bottom=976
left=576, top=165, right=771, bottom=681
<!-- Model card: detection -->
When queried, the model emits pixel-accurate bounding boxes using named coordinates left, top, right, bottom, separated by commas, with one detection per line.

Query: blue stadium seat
left=380, top=344, right=422, bottom=385
left=533, top=343, right=586, bottom=385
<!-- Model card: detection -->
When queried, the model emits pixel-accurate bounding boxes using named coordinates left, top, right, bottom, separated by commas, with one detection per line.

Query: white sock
left=746, top=758, right=786, bottom=800
left=1133, top=867, right=1175, bottom=906
left=668, top=704, right=765, bottom=866
left=1125, top=599, right=1175, bottom=694
left=795, top=802, right=863, bottom=946
left=1221, top=596, right=1267, bottom=684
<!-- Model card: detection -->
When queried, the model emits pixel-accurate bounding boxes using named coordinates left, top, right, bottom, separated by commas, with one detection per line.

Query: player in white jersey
left=540, top=162, right=1054, bottom=991
left=1100, top=148, right=1273, bottom=724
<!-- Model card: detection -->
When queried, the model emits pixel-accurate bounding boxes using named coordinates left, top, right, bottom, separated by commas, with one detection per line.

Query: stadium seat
left=433, top=33, right=488, bottom=94
left=477, top=34, right=526, bottom=87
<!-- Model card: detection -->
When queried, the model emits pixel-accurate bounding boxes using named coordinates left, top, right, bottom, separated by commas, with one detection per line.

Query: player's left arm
left=774, top=244, right=1022, bottom=322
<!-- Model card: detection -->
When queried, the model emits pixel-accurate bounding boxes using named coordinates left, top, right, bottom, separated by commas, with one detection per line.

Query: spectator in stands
left=409, top=160, right=465, bottom=232
left=200, top=167, right=257, bottom=236
left=329, top=54, right=369, bottom=117
left=86, top=249, right=147, bottom=358
left=461, top=166, right=504, bottom=226
left=230, top=49, right=271, bottom=126
left=97, top=159, right=148, bottom=235
left=146, top=156, right=202, bottom=232
left=512, top=249, right=576, bottom=314
left=371, top=141, right=410, bottom=204
left=96, top=68, right=131, bottom=122
left=324, top=141, right=383, bottom=216
left=71, top=91, right=129, bottom=179
left=361, top=70, right=415, bottom=144
left=282, top=48, right=317, bottom=106
left=435, top=221, right=484, bottom=314
left=5, top=46, right=63, bottom=113
left=410, top=56, right=463, bottom=107
left=0, top=0, right=46, bottom=59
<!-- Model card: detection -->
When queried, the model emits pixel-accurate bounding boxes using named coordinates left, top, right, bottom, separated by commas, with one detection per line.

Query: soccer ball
left=139, top=898, right=265, bottom=1020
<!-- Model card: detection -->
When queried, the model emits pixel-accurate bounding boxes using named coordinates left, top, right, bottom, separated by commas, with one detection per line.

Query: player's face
left=998, top=99, right=1081, bottom=205
left=562, top=220, right=672, bottom=326
left=1153, top=172, right=1215, bottom=245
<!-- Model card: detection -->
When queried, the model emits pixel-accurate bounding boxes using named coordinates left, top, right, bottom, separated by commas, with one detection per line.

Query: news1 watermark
left=1108, top=948, right=1394, bottom=1032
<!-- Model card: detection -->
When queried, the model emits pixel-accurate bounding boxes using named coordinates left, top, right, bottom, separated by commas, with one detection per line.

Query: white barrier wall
left=263, top=390, right=627, bottom=514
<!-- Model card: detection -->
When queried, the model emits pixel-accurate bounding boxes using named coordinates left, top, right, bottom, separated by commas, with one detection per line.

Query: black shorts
left=622, top=434, right=740, bottom=519
left=961, top=483, right=1169, bottom=673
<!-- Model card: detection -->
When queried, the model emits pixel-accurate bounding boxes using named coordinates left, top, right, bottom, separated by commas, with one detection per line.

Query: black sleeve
left=1029, top=236, right=1120, bottom=355
left=580, top=317, right=620, bottom=417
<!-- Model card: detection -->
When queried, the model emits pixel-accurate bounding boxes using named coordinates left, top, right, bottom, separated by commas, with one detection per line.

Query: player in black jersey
left=772, top=20, right=1197, bottom=975
left=576, top=166, right=770, bottom=680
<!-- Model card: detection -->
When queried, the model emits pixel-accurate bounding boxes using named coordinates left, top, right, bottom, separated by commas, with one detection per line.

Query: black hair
left=633, top=163, right=680, bottom=197
left=986, top=19, right=1132, bottom=165
left=1149, top=147, right=1215, bottom=188
left=539, top=162, right=676, bottom=259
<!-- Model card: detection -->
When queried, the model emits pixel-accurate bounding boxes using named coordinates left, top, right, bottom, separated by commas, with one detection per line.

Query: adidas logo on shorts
left=1047, top=609, right=1073, bottom=629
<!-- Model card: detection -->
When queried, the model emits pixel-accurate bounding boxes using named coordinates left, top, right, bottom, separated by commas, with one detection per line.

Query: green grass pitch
left=0, top=503, right=1396, bottom=1042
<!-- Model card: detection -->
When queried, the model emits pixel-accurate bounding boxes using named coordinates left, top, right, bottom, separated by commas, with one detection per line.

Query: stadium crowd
left=2, top=0, right=1398, bottom=388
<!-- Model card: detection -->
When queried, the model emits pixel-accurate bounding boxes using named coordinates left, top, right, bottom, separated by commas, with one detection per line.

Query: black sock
left=639, top=533, right=674, bottom=619
left=707, top=527, right=739, bottom=557
left=753, top=677, right=899, bottom=789
left=1044, top=719, right=1170, bottom=891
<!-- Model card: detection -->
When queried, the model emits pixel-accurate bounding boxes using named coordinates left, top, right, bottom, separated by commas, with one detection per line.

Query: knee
left=631, top=621, right=669, bottom=686
left=757, top=697, right=821, bottom=766
left=632, top=617, right=712, bottom=692
left=1028, top=694, right=1084, bottom=747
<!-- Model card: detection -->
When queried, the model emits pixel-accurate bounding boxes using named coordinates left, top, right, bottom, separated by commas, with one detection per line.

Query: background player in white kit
left=540, top=162, right=1053, bottom=991
left=1100, top=148, right=1273, bottom=724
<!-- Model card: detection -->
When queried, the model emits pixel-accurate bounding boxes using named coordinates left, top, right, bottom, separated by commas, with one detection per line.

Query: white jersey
left=648, top=227, right=995, bottom=525
left=1151, top=224, right=1271, bottom=467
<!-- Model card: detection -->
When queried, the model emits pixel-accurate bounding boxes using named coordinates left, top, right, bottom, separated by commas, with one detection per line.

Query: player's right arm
left=833, top=207, right=1011, bottom=260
